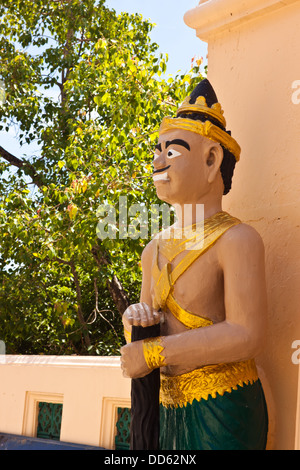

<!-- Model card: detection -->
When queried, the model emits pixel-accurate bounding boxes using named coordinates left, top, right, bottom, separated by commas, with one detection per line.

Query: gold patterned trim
left=143, top=337, right=167, bottom=370
left=177, top=96, right=227, bottom=128
left=159, top=117, right=241, bottom=162
left=160, top=359, right=258, bottom=408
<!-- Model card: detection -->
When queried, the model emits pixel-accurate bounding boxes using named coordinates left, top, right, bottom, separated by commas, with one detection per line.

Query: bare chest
left=151, top=244, right=225, bottom=324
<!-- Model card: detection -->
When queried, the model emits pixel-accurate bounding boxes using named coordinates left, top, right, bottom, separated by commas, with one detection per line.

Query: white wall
left=0, top=355, right=131, bottom=449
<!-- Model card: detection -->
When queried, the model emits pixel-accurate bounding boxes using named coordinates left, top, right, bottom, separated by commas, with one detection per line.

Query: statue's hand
left=120, top=341, right=151, bottom=379
left=121, top=303, right=162, bottom=378
left=122, top=302, right=161, bottom=331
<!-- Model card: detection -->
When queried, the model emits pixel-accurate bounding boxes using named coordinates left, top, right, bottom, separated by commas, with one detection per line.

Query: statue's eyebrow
left=166, top=139, right=190, bottom=151
left=155, top=143, right=162, bottom=152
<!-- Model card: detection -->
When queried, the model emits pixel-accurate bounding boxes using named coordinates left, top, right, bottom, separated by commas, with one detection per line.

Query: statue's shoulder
left=141, top=224, right=174, bottom=265
left=141, top=236, right=158, bottom=266
left=218, top=220, right=265, bottom=259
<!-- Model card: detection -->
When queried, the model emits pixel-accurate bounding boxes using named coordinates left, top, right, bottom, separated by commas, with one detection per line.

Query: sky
left=1, top=1, right=207, bottom=161
left=105, top=0, right=207, bottom=76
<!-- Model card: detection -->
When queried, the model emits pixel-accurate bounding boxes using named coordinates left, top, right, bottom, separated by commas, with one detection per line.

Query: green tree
left=0, top=0, right=204, bottom=355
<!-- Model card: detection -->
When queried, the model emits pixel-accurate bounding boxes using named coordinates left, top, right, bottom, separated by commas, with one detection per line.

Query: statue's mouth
left=153, top=165, right=171, bottom=175
left=153, top=165, right=171, bottom=182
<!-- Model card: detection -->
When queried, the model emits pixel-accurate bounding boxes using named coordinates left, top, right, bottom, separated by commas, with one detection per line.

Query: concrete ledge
left=0, top=354, right=121, bottom=368
left=184, top=0, right=300, bottom=39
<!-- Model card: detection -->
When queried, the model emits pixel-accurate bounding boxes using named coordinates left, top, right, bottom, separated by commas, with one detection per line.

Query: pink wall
left=185, top=0, right=300, bottom=449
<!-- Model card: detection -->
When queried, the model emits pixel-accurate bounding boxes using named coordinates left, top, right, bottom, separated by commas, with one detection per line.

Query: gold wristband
left=124, top=328, right=131, bottom=344
left=142, top=337, right=166, bottom=370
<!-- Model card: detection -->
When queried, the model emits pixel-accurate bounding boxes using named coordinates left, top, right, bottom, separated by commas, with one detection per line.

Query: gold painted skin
left=150, top=211, right=259, bottom=408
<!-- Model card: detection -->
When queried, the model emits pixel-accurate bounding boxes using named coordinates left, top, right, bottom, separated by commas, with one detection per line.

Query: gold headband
left=159, top=117, right=241, bottom=162
left=177, top=96, right=227, bottom=128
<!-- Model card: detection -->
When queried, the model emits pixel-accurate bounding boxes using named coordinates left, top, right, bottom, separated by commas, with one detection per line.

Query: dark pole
left=130, top=324, right=160, bottom=450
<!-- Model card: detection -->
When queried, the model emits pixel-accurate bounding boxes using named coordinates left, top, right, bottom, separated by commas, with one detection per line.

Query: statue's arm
left=162, top=224, right=268, bottom=375
left=122, top=240, right=158, bottom=340
left=121, top=239, right=164, bottom=378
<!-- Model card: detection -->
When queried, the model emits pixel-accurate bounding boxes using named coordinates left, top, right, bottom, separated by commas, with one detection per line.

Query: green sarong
left=160, top=380, right=268, bottom=450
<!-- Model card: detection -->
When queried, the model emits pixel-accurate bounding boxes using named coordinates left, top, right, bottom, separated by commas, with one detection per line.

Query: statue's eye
left=167, top=149, right=182, bottom=159
left=153, top=152, right=160, bottom=160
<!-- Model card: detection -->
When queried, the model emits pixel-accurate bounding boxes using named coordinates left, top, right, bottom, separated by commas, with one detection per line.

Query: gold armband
left=124, top=329, right=131, bottom=344
left=142, top=337, right=166, bottom=370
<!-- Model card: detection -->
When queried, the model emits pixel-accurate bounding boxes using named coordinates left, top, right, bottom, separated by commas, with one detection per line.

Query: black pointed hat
left=176, top=78, right=227, bottom=130
left=188, top=79, right=218, bottom=107
left=159, top=78, right=241, bottom=162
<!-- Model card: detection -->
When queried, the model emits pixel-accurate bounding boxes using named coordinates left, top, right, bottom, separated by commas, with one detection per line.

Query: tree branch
left=0, top=145, right=44, bottom=188
left=51, top=256, right=91, bottom=349
left=92, top=244, right=131, bottom=316
left=69, top=259, right=91, bottom=348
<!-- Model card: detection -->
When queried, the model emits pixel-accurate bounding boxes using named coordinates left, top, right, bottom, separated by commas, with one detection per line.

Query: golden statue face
left=153, top=128, right=221, bottom=206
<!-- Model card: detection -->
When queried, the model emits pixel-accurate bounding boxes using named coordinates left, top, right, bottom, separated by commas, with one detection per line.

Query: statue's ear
left=206, top=144, right=223, bottom=184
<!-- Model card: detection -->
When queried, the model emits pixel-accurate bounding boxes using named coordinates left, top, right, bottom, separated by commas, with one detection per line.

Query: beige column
left=184, top=0, right=300, bottom=450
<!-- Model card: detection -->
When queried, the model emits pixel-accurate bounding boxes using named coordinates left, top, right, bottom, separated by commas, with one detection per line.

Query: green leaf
left=0, top=0, right=205, bottom=357
left=94, top=95, right=101, bottom=106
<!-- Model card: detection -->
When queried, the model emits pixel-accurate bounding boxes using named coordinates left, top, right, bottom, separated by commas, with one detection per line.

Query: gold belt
left=160, top=359, right=258, bottom=408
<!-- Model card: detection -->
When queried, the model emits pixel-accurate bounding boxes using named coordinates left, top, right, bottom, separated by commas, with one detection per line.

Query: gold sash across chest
left=152, top=211, right=241, bottom=325
left=151, top=211, right=259, bottom=408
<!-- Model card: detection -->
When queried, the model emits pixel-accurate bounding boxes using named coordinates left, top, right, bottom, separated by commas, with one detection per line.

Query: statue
left=120, top=79, right=269, bottom=450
